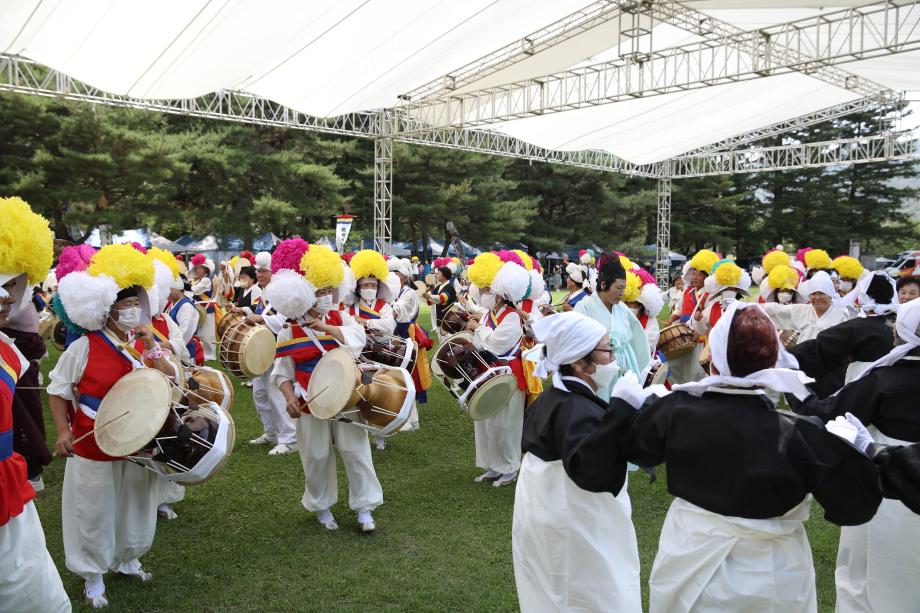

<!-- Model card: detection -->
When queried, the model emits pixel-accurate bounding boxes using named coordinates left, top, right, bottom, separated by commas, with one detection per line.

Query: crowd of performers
left=3, top=193, right=920, bottom=611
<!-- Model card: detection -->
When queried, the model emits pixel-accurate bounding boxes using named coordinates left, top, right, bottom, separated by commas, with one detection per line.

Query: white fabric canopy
left=1, top=1, right=917, bottom=164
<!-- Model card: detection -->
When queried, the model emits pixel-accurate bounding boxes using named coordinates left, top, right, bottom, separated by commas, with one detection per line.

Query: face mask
left=479, top=292, right=496, bottom=310
left=315, top=295, right=334, bottom=314
left=720, top=290, right=738, bottom=306
left=114, top=306, right=142, bottom=331
left=360, top=288, right=378, bottom=303
left=589, top=360, right=619, bottom=391
left=239, top=278, right=252, bottom=289
left=839, top=280, right=854, bottom=293
left=777, top=291, right=793, bottom=304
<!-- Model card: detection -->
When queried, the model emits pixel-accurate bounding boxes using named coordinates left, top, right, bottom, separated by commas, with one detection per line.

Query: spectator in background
left=665, top=273, right=684, bottom=317
left=897, top=276, right=920, bottom=304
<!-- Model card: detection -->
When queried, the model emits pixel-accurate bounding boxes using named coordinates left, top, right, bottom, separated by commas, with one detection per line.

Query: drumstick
left=71, top=410, right=130, bottom=445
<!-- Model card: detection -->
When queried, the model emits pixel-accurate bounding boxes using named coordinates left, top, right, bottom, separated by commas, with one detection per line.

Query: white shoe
left=248, top=434, right=277, bottom=446
left=375, top=437, right=386, bottom=450
left=317, top=509, right=338, bottom=531
left=241, top=380, right=253, bottom=387
left=493, top=472, right=518, bottom=487
left=357, top=511, right=375, bottom=533
left=157, top=504, right=178, bottom=520
left=109, top=563, right=153, bottom=582
left=474, top=470, right=500, bottom=483
left=84, top=590, right=109, bottom=608
left=28, top=476, right=44, bottom=493
left=268, top=443, right=295, bottom=456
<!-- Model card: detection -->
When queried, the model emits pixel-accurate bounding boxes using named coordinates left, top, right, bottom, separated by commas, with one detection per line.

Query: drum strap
left=302, top=326, right=329, bottom=355
left=95, top=331, right=143, bottom=368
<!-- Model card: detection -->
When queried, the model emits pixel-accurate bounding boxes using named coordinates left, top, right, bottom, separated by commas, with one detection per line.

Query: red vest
left=484, top=307, right=526, bottom=391
left=133, top=315, right=170, bottom=353
left=274, top=311, right=344, bottom=413
left=0, top=340, right=33, bottom=525
left=74, top=332, right=135, bottom=461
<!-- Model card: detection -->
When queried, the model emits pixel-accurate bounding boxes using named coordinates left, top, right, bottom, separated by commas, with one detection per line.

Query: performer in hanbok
left=760, top=270, right=849, bottom=344
left=574, top=255, right=650, bottom=400
left=792, top=271, right=898, bottom=398
left=832, top=255, right=864, bottom=298
left=422, top=264, right=457, bottom=333
left=229, top=266, right=261, bottom=314
left=560, top=263, right=590, bottom=311
left=622, top=266, right=664, bottom=356
left=464, top=252, right=531, bottom=487
left=0, top=196, right=71, bottom=612
left=388, top=257, right=432, bottom=432
left=49, top=244, right=176, bottom=607
left=791, top=297, right=920, bottom=613
left=609, top=303, right=886, bottom=613
left=270, top=246, right=380, bottom=532
left=345, top=250, right=396, bottom=338
left=165, top=278, right=201, bottom=366
left=246, top=249, right=297, bottom=455
left=689, top=260, right=751, bottom=339
left=188, top=254, right=218, bottom=360
left=513, top=312, right=641, bottom=613
left=666, top=249, right=718, bottom=324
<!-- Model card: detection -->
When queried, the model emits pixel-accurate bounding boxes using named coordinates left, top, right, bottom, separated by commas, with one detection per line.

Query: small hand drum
left=656, top=323, right=696, bottom=360
left=218, top=318, right=275, bottom=378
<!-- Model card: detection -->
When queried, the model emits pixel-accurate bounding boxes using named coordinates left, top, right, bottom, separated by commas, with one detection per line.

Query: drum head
left=465, top=373, right=518, bottom=421
left=430, top=331, right=472, bottom=379
left=650, top=363, right=670, bottom=387
left=239, top=326, right=276, bottom=377
left=307, top=348, right=359, bottom=419
left=95, top=369, right=172, bottom=457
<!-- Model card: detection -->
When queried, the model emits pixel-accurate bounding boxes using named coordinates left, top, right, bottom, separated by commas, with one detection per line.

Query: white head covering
left=254, top=251, right=272, bottom=271
left=524, top=312, right=607, bottom=391
left=841, top=270, right=898, bottom=315
left=673, top=302, right=814, bottom=400
left=802, top=270, right=843, bottom=311
left=849, top=296, right=920, bottom=381
left=565, top=262, right=585, bottom=286
left=388, top=257, right=413, bottom=279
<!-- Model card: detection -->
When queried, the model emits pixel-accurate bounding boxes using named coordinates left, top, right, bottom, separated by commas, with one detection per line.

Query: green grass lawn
left=32, top=296, right=840, bottom=611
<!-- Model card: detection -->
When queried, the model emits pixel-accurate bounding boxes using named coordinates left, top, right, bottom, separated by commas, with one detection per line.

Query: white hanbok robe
left=760, top=302, right=849, bottom=344
left=189, top=276, right=216, bottom=360
left=271, top=313, right=382, bottom=513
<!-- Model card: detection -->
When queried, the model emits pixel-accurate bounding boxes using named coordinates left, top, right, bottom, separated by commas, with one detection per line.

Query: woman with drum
left=422, top=264, right=457, bottom=333
left=48, top=244, right=180, bottom=607
left=464, top=253, right=531, bottom=488
left=574, top=255, right=650, bottom=401
left=513, top=312, right=642, bottom=613
left=0, top=197, right=70, bottom=611
left=269, top=245, right=382, bottom=533
left=760, top=270, right=848, bottom=347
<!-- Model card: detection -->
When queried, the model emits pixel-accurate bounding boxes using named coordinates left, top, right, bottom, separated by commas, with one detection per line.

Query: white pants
left=474, top=388, right=524, bottom=475
left=199, top=313, right=216, bottom=361
left=156, top=477, right=185, bottom=506
left=0, top=501, right=71, bottom=613
left=62, top=456, right=159, bottom=579
left=252, top=371, right=296, bottom=444
left=513, top=455, right=641, bottom=613
left=295, top=414, right=383, bottom=513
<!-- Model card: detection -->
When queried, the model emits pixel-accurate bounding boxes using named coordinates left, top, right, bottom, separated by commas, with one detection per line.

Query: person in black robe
left=605, top=302, right=885, bottom=613
left=423, top=266, right=457, bottom=330
left=790, top=271, right=897, bottom=398
left=513, top=311, right=641, bottom=612
left=790, top=296, right=920, bottom=612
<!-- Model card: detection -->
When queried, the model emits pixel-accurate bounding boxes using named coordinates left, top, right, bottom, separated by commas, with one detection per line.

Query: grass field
left=32, top=295, right=841, bottom=612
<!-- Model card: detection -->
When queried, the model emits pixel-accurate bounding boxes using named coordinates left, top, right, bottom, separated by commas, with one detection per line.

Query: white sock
left=85, top=574, right=105, bottom=598
left=316, top=509, right=334, bottom=525
left=357, top=510, right=373, bottom=524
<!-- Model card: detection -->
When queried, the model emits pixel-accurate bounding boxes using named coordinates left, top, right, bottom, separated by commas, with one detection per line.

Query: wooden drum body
left=218, top=318, right=275, bottom=378
left=430, top=332, right=517, bottom=421
left=656, top=323, right=696, bottom=360
left=439, top=303, right=471, bottom=336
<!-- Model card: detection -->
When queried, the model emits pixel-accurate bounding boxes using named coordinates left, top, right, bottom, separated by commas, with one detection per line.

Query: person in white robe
left=574, top=255, right=650, bottom=400
left=761, top=271, right=849, bottom=345
left=513, top=312, right=642, bottom=613
left=188, top=258, right=217, bottom=360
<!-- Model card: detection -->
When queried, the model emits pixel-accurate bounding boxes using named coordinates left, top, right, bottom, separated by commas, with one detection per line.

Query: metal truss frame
left=373, top=112, right=395, bottom=253
left=656, top=170, right=672, bottom=288
left=398, top=1, right=920, bottom=131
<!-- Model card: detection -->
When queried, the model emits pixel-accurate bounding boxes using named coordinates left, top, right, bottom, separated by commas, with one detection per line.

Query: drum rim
left=179, top=407, right=236, bottom=486
left=430, top=330, right=473, bottom=379
left=464, top=371, right=518, bottom=421
left=307, top=347, right=360, bottom=419
left=237, top=325, right=275, bottom=377
left=95, top=368, right=173, bottom=457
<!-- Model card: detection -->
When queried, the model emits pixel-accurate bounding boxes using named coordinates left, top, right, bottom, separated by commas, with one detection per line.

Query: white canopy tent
left=2, top=1, right=919, bottom=285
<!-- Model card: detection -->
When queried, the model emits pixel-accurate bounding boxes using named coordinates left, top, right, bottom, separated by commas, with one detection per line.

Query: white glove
left=611, top=371, right=644, bottom=409
left=845, top=412, right=874, bottom=454
left=825, top=416, right=858, bottom=446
